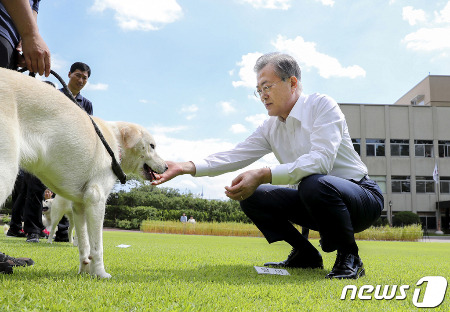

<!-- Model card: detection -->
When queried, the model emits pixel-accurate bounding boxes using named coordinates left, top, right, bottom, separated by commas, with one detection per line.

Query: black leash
left=18, top=68, right=127, bottom=184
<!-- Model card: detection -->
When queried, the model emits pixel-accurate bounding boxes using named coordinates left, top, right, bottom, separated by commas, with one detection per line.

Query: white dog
left=42, top=197, right=76, bottom=245
left=42, top=198, right=53, bottom=230
left=0, top=68, right=167, bottom=278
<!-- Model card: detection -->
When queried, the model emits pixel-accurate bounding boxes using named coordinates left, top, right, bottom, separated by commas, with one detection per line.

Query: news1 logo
left=340, top=276, right=448, bottom=308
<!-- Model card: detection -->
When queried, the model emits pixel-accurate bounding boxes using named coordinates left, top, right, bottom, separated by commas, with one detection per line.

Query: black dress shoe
left=264, top=248, right=324, bottom=269
left=54, top=234, right=69, bottom=242
left=26, top=233, right=40, bottom=243
left=325, top=251, right=365, bottom=279
left=6, top=228, right=26, bottom=238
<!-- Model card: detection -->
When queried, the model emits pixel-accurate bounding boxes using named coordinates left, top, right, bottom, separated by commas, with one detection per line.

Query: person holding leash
left=0, top=0, right=51, bottom=274
left=152, top=52, right=384, bottom=279
left=0, top=0, right=50, bottom=75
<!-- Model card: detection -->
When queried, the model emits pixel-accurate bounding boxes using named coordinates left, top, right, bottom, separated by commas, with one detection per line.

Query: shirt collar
left=277, top=93, right=307, bottom=123
left=75, top=92, right=83, bottom=102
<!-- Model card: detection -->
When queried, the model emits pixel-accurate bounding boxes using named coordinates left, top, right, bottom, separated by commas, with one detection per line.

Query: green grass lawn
left=1, top=231, right=449, bottom=311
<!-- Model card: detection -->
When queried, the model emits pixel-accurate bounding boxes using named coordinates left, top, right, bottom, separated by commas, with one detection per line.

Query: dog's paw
left=94, top=271, right=112, bottom=279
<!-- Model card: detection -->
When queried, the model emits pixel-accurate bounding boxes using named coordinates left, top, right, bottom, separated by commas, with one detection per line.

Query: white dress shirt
left=194, top=93, right=368, bottom=185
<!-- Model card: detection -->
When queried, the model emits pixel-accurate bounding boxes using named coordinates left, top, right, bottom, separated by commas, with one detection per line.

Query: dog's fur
left=0, top=68, right=167, bottom=278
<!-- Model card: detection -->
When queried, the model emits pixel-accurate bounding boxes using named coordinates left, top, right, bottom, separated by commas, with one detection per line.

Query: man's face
left=68, top=69, right=89, bottom=94
left=256, top=64, right=296, bottom=120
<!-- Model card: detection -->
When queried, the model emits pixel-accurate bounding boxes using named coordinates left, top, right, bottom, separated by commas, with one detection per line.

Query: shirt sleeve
left=85, top=100, right=93, bottom=115
left=270, top=95, right=345, bottom=185
left=194, top=124, right=272, bottom=177
left=32, top=0, right=40, bottom=13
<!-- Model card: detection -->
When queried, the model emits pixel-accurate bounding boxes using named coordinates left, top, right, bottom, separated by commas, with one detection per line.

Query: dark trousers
left=9, top=172, right=46, bottom=234
left=57, top=216, right=69, bottom=237
left=240, top=174, right=384, bottom=253
left=9, top=171, right=25, bottom=232
left=0, top=35, right=16, bottom=69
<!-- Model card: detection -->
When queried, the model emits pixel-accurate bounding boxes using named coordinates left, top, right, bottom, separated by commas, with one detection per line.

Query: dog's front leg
left=85, top=200, right=111, bottom=279
left=72, top=203, right=91, bottom=275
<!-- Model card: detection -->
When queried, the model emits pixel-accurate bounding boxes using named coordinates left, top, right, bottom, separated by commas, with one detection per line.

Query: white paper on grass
left=254, top=266, right=290, bottom=276
left=116, top=244, right=131, bottom=248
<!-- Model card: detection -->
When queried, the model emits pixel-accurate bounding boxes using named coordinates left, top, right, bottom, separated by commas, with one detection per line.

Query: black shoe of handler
left=26, top=233, right=40, bottom=243
left=325, top=251, right=365, bottom=279
left=6, top=228, right=26, bottom=238
left=54, top=234, right=69, bottom=242
left=264, top=248, right=324, bottom=269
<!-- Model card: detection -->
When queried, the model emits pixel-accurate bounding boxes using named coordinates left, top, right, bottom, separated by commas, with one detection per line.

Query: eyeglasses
left=254, top=80, right=283, bottom=98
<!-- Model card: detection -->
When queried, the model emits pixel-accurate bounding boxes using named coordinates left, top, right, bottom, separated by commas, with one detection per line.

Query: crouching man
left=152, top=52, right=384, bottom=279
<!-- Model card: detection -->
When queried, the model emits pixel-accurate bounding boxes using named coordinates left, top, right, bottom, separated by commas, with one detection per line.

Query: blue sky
left=36, top=0, right=450, bottom=199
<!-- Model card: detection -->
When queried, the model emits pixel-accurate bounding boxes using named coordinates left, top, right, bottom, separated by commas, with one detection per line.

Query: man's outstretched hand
left=152, top=161, right=196, bottom=185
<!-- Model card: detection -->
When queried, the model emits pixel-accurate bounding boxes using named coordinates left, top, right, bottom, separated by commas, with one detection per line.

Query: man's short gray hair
left=254, top=52, right=301, bottom=81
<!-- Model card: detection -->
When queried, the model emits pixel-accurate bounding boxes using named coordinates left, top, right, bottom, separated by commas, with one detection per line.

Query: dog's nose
left=164, top=164, right=169, bottom=173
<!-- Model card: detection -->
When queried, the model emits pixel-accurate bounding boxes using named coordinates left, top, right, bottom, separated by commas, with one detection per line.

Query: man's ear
left=120, top=126, right=142, bottom=148
left=290, top=76, right=298, bottom=88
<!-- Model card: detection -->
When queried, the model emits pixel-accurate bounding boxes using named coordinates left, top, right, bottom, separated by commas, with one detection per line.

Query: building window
left=420, top=216, right=436, bottom=230
left=438, top=141, right=450, bottom=157
left=414, top=140, right=433, bottom=157
left=440, top=177, right=450, bottom=194
left=366, top=139, right=385, bottom=157
left=371, top=175, right=386, bottom=193
left=352, top=139, right=361, bottom=155
left=392, top=176, right=410, bottom=193
left=416, top=176, right=435, bottom=193
left=390, top=139, right=409, bottom=157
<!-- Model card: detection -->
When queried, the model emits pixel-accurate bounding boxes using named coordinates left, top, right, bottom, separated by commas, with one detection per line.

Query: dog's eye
left=150, top=144, right=155, bottom=149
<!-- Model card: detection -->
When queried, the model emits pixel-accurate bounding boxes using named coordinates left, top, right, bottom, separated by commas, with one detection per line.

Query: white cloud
left=180, top=104, right=199, bottom=113
left=232, top=52, right=262, bottom=88
left=315, top=0, right=334, bottom=7
left=402, top=6, right=427, bottom=26
left=180, top=104, right=198, bottom=120
left=84, top=82, right=109, bottom=91
left=90, top=0, right=183, bottom=31
left=240, top=0, right=292, bottom=10
left=50, top=54, right=67, bottom=72
left=402, top=2, right=450, bottom=52
left=139, top=99, right=148, bottom=103
left=245, top=114, right=268, bottom=128
left=403, top=27, right=450, bottom=51
left=230, top=124, right=248, bottom=134
left=219, top=101, right=236, bottom=114
left=272, top=35, right=366, bottom=79
left=435, top=1, right=450, bottom=23
left=148, top=125, right=188, bottom=136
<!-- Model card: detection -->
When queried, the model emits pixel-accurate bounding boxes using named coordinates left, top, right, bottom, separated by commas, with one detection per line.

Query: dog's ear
left=120, top=125, right=142, bottom=148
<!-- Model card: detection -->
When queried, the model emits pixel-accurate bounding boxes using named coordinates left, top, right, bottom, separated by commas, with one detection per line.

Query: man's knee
left=239, top=186, right=266, bottom=214
left=298, top=174, right=332, bottom=206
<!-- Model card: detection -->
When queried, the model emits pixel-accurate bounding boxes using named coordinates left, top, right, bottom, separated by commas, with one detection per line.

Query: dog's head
left=118, top=123, right=167, bottom=181
left=42, top=198, right=53, bottom=216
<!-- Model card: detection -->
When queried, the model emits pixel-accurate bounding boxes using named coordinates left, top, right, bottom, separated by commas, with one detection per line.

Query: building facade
left=340, top=75, right=450, bottom=231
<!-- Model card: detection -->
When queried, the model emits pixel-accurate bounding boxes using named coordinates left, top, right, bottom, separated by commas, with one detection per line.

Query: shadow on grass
left=1, top=262, right=328, bottom=285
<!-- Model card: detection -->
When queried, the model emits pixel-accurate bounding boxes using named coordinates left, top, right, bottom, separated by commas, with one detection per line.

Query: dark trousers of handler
left=240, top=174, right=384, bottom=254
